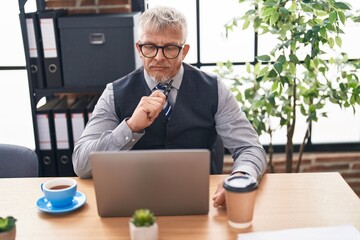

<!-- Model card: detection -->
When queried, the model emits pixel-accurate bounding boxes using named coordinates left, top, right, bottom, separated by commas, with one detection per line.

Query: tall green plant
left=216, top=0, right=360, bottom=172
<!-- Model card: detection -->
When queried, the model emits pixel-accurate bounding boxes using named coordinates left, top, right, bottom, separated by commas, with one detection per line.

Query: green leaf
left=334, top=2, right=351, bottom=10
left=289, top=62, right=296, bottom=75
left=270, top=12, right=280, bottom=26
left=254, top=17, right=262, bottom=29
left=245, top=88, right=255, bottom=99
left=300, top=104, right=306, bottom=116
left=338, top=11, right=346, bottom=25
left=329, top=11, right=337, bottom=24
left=246, top=62, right=251, bottom=73
left=274, top=62, right=283, bottom=74
left=268, top=69, right=278, bottom=78
left=235, top=91, right=244, bottom=102
left=279, top=7, right=289, bottom=16
left=258, top=66, right=269, bottom=77
left=256, top=55, right=271, bottom=61
left=271, top=80, right=279, bottom=92
left=262, top=7, right=276, bottom=17
left=353, top=16, right=360, bottom=23
left=319, top=27, right=327, bottom=38
left=328, top=37, right=335, bottom=48
left=254, top=62, right=261, bottom=74
left=335, top=36, right=342, bottom=47
left=304, top=30, right=313, bottom=43
left=243, top=19, right=251, bottom=30
left=253, top=99, right=265, bottom=109
left=280, top=117, right=287, bottom=126
left=289, top=54, right=300, bottom=64
left=277, top=55, right=286, bottom=64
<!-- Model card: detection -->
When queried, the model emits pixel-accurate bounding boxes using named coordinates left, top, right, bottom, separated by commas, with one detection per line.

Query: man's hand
left=126, top=90, right=166, bottom=132
left=212, top=181, right=226, bottom=208
left=212, top=172, right=248, bottom=208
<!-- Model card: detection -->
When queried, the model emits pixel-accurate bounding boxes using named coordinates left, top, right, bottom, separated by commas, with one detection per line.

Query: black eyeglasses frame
left=138, top=43, right=184, bottom=59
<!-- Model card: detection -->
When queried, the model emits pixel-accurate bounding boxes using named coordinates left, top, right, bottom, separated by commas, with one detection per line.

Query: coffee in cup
left=223, top=175, right=258, bottom=229
left=41, top=178, right=77, bottom=208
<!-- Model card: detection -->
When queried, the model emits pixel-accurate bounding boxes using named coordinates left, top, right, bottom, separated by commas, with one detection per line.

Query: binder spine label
left=71, top=113, right=85, bottom=145
left=26, top=18, right=38, bottom=58
left=54, top=113, right=69, bottom=149
left=40, top=18, right=58, bottom=58
left=36, top=114, right=51, bottom=150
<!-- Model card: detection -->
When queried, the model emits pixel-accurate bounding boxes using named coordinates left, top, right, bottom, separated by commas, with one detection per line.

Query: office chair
left=0, top=143, right=39, bottom=178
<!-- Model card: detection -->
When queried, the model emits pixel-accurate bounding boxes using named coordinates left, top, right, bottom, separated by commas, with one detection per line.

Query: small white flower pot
left=129, top=222, right=158, bottom=240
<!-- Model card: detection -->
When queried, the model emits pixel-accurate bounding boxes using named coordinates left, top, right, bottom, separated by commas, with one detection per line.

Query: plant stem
left=268, top=130, right=274, bottom=173
left=296, top=121, right=311, bottom=173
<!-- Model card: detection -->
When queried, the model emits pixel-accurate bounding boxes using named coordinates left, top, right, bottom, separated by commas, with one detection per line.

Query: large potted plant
left=0, top=216, right=16, bottom=240
left=129, top=209, right=158, bottom=240
left=216, top=0, right=360, bottom=172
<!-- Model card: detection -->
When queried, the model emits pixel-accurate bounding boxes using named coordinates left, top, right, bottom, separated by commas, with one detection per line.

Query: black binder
left=53, top=97, right=76, bottom=176
left=38, top=9, right=67, bottom=88
left=25, top=12, right=46, bottom=89
left=36, top=97, right=61, bottom=176
left=69, top=95, right=89, bottom=147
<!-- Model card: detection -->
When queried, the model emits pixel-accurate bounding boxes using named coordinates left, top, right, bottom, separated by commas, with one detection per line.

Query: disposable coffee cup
left=223, top=175, right=258, bottom=229
left=41, top=178, right=77, bottom=208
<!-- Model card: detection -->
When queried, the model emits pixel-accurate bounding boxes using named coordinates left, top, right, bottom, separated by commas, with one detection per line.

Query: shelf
left=34, top=86, right=105, bottom=95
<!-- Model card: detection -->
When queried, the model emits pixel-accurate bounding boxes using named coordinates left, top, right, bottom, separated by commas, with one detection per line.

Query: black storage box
left=58, top=12, right=141, bottom=88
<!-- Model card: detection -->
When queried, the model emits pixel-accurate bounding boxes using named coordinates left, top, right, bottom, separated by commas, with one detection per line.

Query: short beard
left=151, top=73, right=171, bottom=84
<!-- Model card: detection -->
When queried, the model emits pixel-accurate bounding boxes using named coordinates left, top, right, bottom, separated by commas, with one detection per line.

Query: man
left=72, top=6, right=267, bottom=208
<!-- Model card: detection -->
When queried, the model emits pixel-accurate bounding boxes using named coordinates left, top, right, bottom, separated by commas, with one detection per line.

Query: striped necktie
left=153, top=82, right=173, bottom=120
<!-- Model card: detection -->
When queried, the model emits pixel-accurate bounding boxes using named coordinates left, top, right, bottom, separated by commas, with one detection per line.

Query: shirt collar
left=144, top=64, right=183, bottom=91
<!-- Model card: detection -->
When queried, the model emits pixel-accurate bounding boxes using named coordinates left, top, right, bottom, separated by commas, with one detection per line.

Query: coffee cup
left=223, top=175, right=258, bottom=229
left=41, top=178, right=77, bottom=208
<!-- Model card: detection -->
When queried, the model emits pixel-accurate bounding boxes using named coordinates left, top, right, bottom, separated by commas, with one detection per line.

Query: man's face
left=136, top=28, right=190, bottom=83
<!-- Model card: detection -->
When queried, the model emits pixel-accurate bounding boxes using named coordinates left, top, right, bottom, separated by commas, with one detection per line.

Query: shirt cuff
left=114, top=119, right=144, bottom=150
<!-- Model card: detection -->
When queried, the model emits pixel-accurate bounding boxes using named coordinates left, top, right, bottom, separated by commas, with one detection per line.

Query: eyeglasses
left=138, top=43, right=184, bottom=59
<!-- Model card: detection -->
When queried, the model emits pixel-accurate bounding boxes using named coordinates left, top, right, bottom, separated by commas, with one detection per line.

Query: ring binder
left=38, top=9, right=68, bottom=88
left=53, top=97, right=76, bottom=176
left=36, top=97, right=61, bottom=177
left=25, top=12, right=46, bottom=89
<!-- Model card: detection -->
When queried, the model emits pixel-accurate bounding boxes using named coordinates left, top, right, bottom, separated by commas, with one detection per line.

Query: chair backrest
left=0, top=143, right=39, bottom=178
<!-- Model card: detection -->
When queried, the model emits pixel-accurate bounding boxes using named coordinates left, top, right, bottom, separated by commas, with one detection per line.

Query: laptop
left=90, top=149, right=210, bottom=217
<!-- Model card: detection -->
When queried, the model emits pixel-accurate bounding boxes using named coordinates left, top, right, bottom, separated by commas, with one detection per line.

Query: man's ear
left=135, top=42, right=142, bottom=56
left=182, top=44, right=190, bottom=60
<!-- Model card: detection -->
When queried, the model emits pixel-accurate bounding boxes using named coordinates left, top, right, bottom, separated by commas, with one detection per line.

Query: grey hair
left=138, top=6, right=188, bottom=43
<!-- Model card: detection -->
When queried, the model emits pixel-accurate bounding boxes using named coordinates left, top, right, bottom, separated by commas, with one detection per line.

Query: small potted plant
left=129, top=209, right=158, bottom=240
left=0, top=216, right=16, bottom=240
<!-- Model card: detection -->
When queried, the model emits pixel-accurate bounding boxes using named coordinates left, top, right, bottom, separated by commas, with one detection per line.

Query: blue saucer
left=36, top=191, right=86, bottom=214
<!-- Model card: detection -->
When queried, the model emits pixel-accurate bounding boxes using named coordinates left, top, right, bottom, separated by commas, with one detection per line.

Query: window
left=147, top=0, right=360, bottom=147
left=0, top=1, right=36, bottom=148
